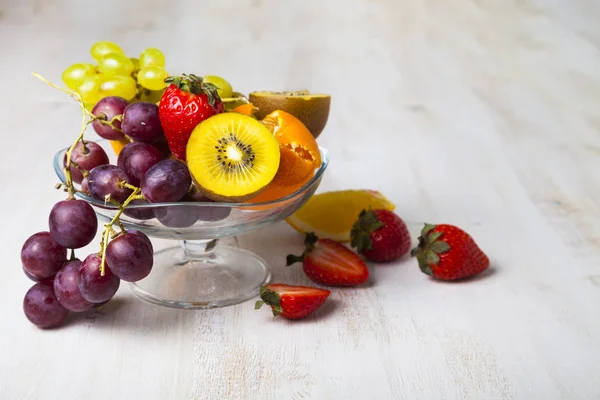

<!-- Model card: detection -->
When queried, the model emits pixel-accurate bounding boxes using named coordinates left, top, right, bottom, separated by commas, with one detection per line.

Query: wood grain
left=1, top=0, right=599, bottom=399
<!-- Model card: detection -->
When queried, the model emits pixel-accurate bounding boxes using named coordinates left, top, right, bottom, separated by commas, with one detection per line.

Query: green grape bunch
left=61, top=41, right=169, bottom=110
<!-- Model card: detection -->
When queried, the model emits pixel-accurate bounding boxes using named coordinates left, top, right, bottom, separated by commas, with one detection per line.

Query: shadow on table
left=428, top=266, right=498, bottom=284
left=65, top=297, right=193, bottom=334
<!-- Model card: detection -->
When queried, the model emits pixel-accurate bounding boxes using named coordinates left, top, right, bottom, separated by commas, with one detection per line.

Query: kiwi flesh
left=221, top=93, right=250, bottom=111
left=249, top=90, right=331, bottom=138
left=185, top=113, right=281, bottom=202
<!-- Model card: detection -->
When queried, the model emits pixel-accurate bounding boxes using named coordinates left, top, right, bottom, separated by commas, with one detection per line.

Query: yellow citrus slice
left=286, top=190, right=395, bottom=241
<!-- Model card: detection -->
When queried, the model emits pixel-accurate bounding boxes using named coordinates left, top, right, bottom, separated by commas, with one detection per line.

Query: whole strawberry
left=287, top=232, right=369, bottom=287
left=411, top=224, right=489, bottom=281
left=255, top=283, right=330, bottom=320
left=350, top=208, right=411, bottom=262
left=158, top=74, right=224, bottom=161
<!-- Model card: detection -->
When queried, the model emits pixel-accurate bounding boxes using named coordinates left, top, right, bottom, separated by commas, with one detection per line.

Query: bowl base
left=130, top=244, right=271, bottom=309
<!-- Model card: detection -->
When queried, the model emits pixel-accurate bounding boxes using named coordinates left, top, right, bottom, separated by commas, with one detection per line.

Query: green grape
left=202, top=75, right=233, bottom=99
left=77, top=75, right=102, bottom=105
left=139, top=48, right=165, bottom=68
left=98, top=53, right=135, bottom=76
left=130, top=58, right=140, bottom=73
left=62, top=63, right=97, bottom=90
left=140, top=88, right=166, bottom=104
left=138, top=66, right=168, bottom=91
left=91, top=41, right=124, bottom=61
left=99, top=75, right=138, bottom=100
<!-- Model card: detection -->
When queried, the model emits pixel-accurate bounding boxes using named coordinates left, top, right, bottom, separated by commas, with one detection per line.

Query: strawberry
left=254, top=283, right=330, bottom=320
left=287, top=232, right=369, bottom=287
left=350, top=208, right=411, bottom=262
left=411, top=224, right=490, bottom=281
left=158, top=74, right=224, bottom=161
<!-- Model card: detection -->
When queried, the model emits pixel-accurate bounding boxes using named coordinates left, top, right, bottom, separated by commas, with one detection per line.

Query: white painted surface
left=1, top=0, right=599, bottom=399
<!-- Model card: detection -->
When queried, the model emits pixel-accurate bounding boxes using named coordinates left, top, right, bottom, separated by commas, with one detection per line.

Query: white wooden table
left=1, top=1, right=599, bottom=399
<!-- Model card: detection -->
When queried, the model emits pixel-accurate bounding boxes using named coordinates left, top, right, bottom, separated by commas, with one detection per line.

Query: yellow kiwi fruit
left=248, top=90, right=331, bottom=138
left=186, top=113, right=281, bottom=202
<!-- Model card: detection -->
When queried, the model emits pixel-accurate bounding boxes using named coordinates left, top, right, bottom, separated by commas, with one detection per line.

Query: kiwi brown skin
left=249, top=91, right=331, bottom=139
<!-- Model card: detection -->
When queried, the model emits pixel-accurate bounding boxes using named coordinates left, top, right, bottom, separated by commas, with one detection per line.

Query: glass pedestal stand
left=130, top=238, right=271, bottom=309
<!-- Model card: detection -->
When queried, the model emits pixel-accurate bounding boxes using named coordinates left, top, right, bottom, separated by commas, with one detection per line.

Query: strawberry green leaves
left=411, top=223, right=451, bottom=276
left=254, top=286, right=283, bottom=317
left=350, top=208, right=385, bottom=252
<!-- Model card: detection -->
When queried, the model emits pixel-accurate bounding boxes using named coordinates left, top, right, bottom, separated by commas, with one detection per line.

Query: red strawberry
left=350, top=208, right=411, bottom=262
left=287, top=233, right=369, bottom=287
left=158, top=74, right=224, bottom=161
left=411, top=224, right=489, bottom=281
left=255, top=283, right=330, bottom=320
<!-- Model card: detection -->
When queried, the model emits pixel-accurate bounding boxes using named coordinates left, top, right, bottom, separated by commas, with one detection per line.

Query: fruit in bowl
left=23, top=40, right=333, bottom=327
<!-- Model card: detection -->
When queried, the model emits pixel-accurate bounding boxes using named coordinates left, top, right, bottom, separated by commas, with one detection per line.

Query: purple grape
left=63, top=141, right=109, bottom=184
left=53, top=260, right=93, bottom=312
left=77, top=254, right=120, bottom=303
left=23, top=267, right=56, bottom=285
left=91, top=96, right=129, bottom=140
left=87, top=165, right=133, bottom=203
left=23, top=266, right=51, bottom=282
left=189, top=193, right=232, bottom=222
left=128, top=229, right=153, bottom=252
left=121, top=102, right=164, bottom=142
left=106, top=233, right=153, bottom=282
left=141, top=159, right=191, bottom=203
left=21, top=232, right=67, bottom=279
left=23, top=282, right=69, bottom=329
left=151, top=136, right=172, bottom=159
left=154, top=205, right=200, bottom=228
left=49, top=200, right=98, bottom=249
left=123, top=199, right=155, bottom=220
left=117, top=142, right=162, bottom=186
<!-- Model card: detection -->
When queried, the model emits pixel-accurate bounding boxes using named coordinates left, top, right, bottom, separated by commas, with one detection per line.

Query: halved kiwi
left=221, top=93, right=250, bottom=111
left=248, top=90, right=331, bottom=138
left=186, top=113, right=281, bottom=202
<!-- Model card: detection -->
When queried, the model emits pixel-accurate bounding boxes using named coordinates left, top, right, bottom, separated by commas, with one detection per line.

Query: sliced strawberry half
left=287, top=233, right=369, bottom=287
left=255, top=283, right=331, bottom=320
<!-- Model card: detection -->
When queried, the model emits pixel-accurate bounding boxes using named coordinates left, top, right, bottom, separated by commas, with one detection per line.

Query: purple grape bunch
left=19, top=94, right=173, bottom=329
left=20, top=87, right=237, bottom=329
left=21, top=188, right=155, bottom=328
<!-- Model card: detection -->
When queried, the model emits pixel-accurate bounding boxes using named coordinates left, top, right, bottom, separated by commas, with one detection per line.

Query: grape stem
left=91, top=113, right=125, bottom=135
left=80, top=139, right=89, bottom=154
left=98, top=185, right=142, bottom=276
left=32, top=72, right=93, bottom=200
left=69, top=159, right=89, bottom=177
left=99, top=229, right=111, bottom=276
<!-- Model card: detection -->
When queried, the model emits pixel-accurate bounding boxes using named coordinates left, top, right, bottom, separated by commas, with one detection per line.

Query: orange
left=232, top=103, right=258, bottom=118
left=246, top=110, right=321, bottom=203
left=109, top=137, right=131, bottom=156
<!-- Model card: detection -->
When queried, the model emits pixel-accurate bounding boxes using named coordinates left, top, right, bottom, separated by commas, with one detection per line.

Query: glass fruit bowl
left=53, top=139, right=330, bottom=309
